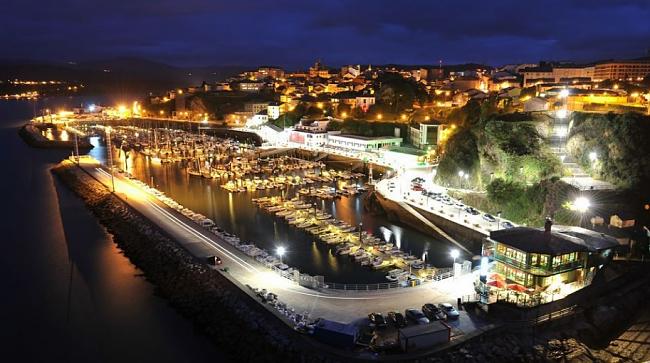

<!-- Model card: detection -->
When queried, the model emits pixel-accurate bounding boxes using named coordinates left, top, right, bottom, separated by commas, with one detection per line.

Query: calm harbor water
left=89, top=130, right=458, bottom=284
left=0, top=98, right=224, bottom=362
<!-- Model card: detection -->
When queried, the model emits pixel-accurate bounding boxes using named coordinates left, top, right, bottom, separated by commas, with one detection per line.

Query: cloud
left=1, top=0, right=649, bottom=67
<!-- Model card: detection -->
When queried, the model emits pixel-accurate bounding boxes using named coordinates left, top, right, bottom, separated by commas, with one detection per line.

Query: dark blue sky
left=2, top=0, right=650, bottom=68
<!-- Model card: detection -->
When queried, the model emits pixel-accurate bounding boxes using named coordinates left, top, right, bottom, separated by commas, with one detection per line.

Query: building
left=410, top=68, right=428, bottom=82
left=484, top=220, right=619, bottom=292
left=237, top=81, right=266, bottom=92
left=355, top=96, right=375, bottom=112
left=594, top=59, right=650, bottom=81
left=288, top=129, right=328, bottom=147
left=267, top=102, right=283, bottom=120
left=244, top=102, right=269, bottom=114
left=257, top=66, right=285, bottom=80
left=521, top=65, right=594, bottom=86
left=309, top=60, right=331, bottom=79
left=246, top=110, right=268, bottom=128
left=523, top=97, right=549, bottom=112
left=409, top=122, right=443, bottom=150
left=327, top=134, right=402, bottom=151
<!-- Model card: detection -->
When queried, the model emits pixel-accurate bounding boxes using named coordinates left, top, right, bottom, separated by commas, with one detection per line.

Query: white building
left=267, top=102, right=282, bottom=120
left=289, top=130, right=329, bottom=147
left=246, top=110, right=268, bottom=128
left=327, top=134, right=402, bottom=151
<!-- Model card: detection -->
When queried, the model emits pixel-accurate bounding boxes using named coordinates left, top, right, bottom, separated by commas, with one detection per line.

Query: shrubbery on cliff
left=568, top=112, right=650, bottom=193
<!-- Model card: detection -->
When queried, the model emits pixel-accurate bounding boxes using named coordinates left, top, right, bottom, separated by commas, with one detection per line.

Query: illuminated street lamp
left=574, top=196, right=590, bottom=228
left=276, top=246, right=286, bottom=264
left=589, top=151, right=598, bottom=163
left=450, top=249, right=460, bottom=277
left=574, top=197, right=590, bottom=213
left=559, top=89, right=570, bottom=99
left=450, top=249, right=460, bottom=264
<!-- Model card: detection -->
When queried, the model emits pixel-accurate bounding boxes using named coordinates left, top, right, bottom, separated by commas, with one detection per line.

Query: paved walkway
left=375, top=171, right=517, bottom=238
left=72, top=158, right=481, bottom=332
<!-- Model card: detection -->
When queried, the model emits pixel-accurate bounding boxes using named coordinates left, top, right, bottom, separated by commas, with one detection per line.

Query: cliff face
left=51, top=162, right=338, bottom=363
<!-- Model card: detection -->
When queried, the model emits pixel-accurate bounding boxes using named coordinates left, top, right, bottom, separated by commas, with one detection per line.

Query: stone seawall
left=372, top=191, right=484, bottom=254
left=51, top=162, right=341, bottom=363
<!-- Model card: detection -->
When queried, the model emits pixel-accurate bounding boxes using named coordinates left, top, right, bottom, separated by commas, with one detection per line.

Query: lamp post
left=276, top=246, right=286, bottom=264
left=496, top=211, right=502, bottom=230
left=574, top=197, right=590, bottom=228
left=458, top=170, right=464, bottom=188
left=450, top=249, right=460, bottom=277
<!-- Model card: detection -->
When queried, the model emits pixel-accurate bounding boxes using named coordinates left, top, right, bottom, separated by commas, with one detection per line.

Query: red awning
left=507, top=284, right=528, bottom=292
left=489, top=273, right=505, bottom=281
left=487, top=279, right=506, bottom=288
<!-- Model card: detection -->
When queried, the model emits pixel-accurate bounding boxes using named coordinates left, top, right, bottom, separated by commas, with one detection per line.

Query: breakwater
left=51, top=161, right=342, bottom=363
left=19, top=123, right=93, bottom=151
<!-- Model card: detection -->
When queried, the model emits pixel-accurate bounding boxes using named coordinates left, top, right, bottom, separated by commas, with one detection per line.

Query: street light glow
left=276, top=246, right=286, bottom=257
left=589, top=151, right=598, bottom=162
left=450, top=249, right=460, bottom=260
left=458, top=170, right=464, bottom=177
left=574, top=197, right=590, bottom=213
left=559, top=89, right=570, bottom=98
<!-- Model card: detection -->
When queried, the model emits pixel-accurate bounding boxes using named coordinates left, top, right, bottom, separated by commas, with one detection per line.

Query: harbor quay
left=39, top=119, right=633, bottom=357
left=60, top=151, right=495, bottom=355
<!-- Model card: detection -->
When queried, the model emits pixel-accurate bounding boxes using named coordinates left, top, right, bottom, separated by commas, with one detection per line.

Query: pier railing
left=319, top=282, right=402, bottom=290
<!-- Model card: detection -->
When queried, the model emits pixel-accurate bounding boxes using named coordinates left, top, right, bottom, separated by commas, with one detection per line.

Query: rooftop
left=490, top=225, right=619, bottom=255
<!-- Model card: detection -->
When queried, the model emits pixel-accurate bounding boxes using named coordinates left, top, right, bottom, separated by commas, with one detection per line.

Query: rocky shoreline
left=51, top=161, right=341, bottom=363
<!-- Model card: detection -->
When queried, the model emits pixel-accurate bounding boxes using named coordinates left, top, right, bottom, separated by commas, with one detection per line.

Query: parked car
left=405, top=308, right=430, bottom=324
left=387, top=311, right=407, bottom=328
left=501, top=221, right=515, bottom=229
left=368, top=312, right=387, bottom=328
left=483, top=213, right=497, bottom=222
left=465, top=207, right=480, bottom=215
left=438, top=303, right=460, bottom=319
left=422, top=303, right=446, bottom=321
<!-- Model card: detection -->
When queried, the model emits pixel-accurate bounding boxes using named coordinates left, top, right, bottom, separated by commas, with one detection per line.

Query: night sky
left=3, top=0, right=650, bottom=68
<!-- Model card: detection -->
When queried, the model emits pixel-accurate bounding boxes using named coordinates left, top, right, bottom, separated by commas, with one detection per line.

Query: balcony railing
left=494, top=253, right=583, bottom=276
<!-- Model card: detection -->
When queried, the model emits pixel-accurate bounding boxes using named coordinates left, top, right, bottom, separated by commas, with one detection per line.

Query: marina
left=84, top=125, right=462, bottom=284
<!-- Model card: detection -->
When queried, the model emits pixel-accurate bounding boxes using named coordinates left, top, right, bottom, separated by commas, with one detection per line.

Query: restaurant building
left=483, top=219, right=619, bottom=291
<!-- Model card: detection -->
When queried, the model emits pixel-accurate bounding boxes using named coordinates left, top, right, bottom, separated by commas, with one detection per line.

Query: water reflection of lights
left=327, top=248, right=339, bottom=272
left=311, top=241, right=322, bottom=268
left=392, top=226, right=402, bottom=249
left=228, top=192, right=235, bottom=221
left=380, top=226, right=392, bottom=243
